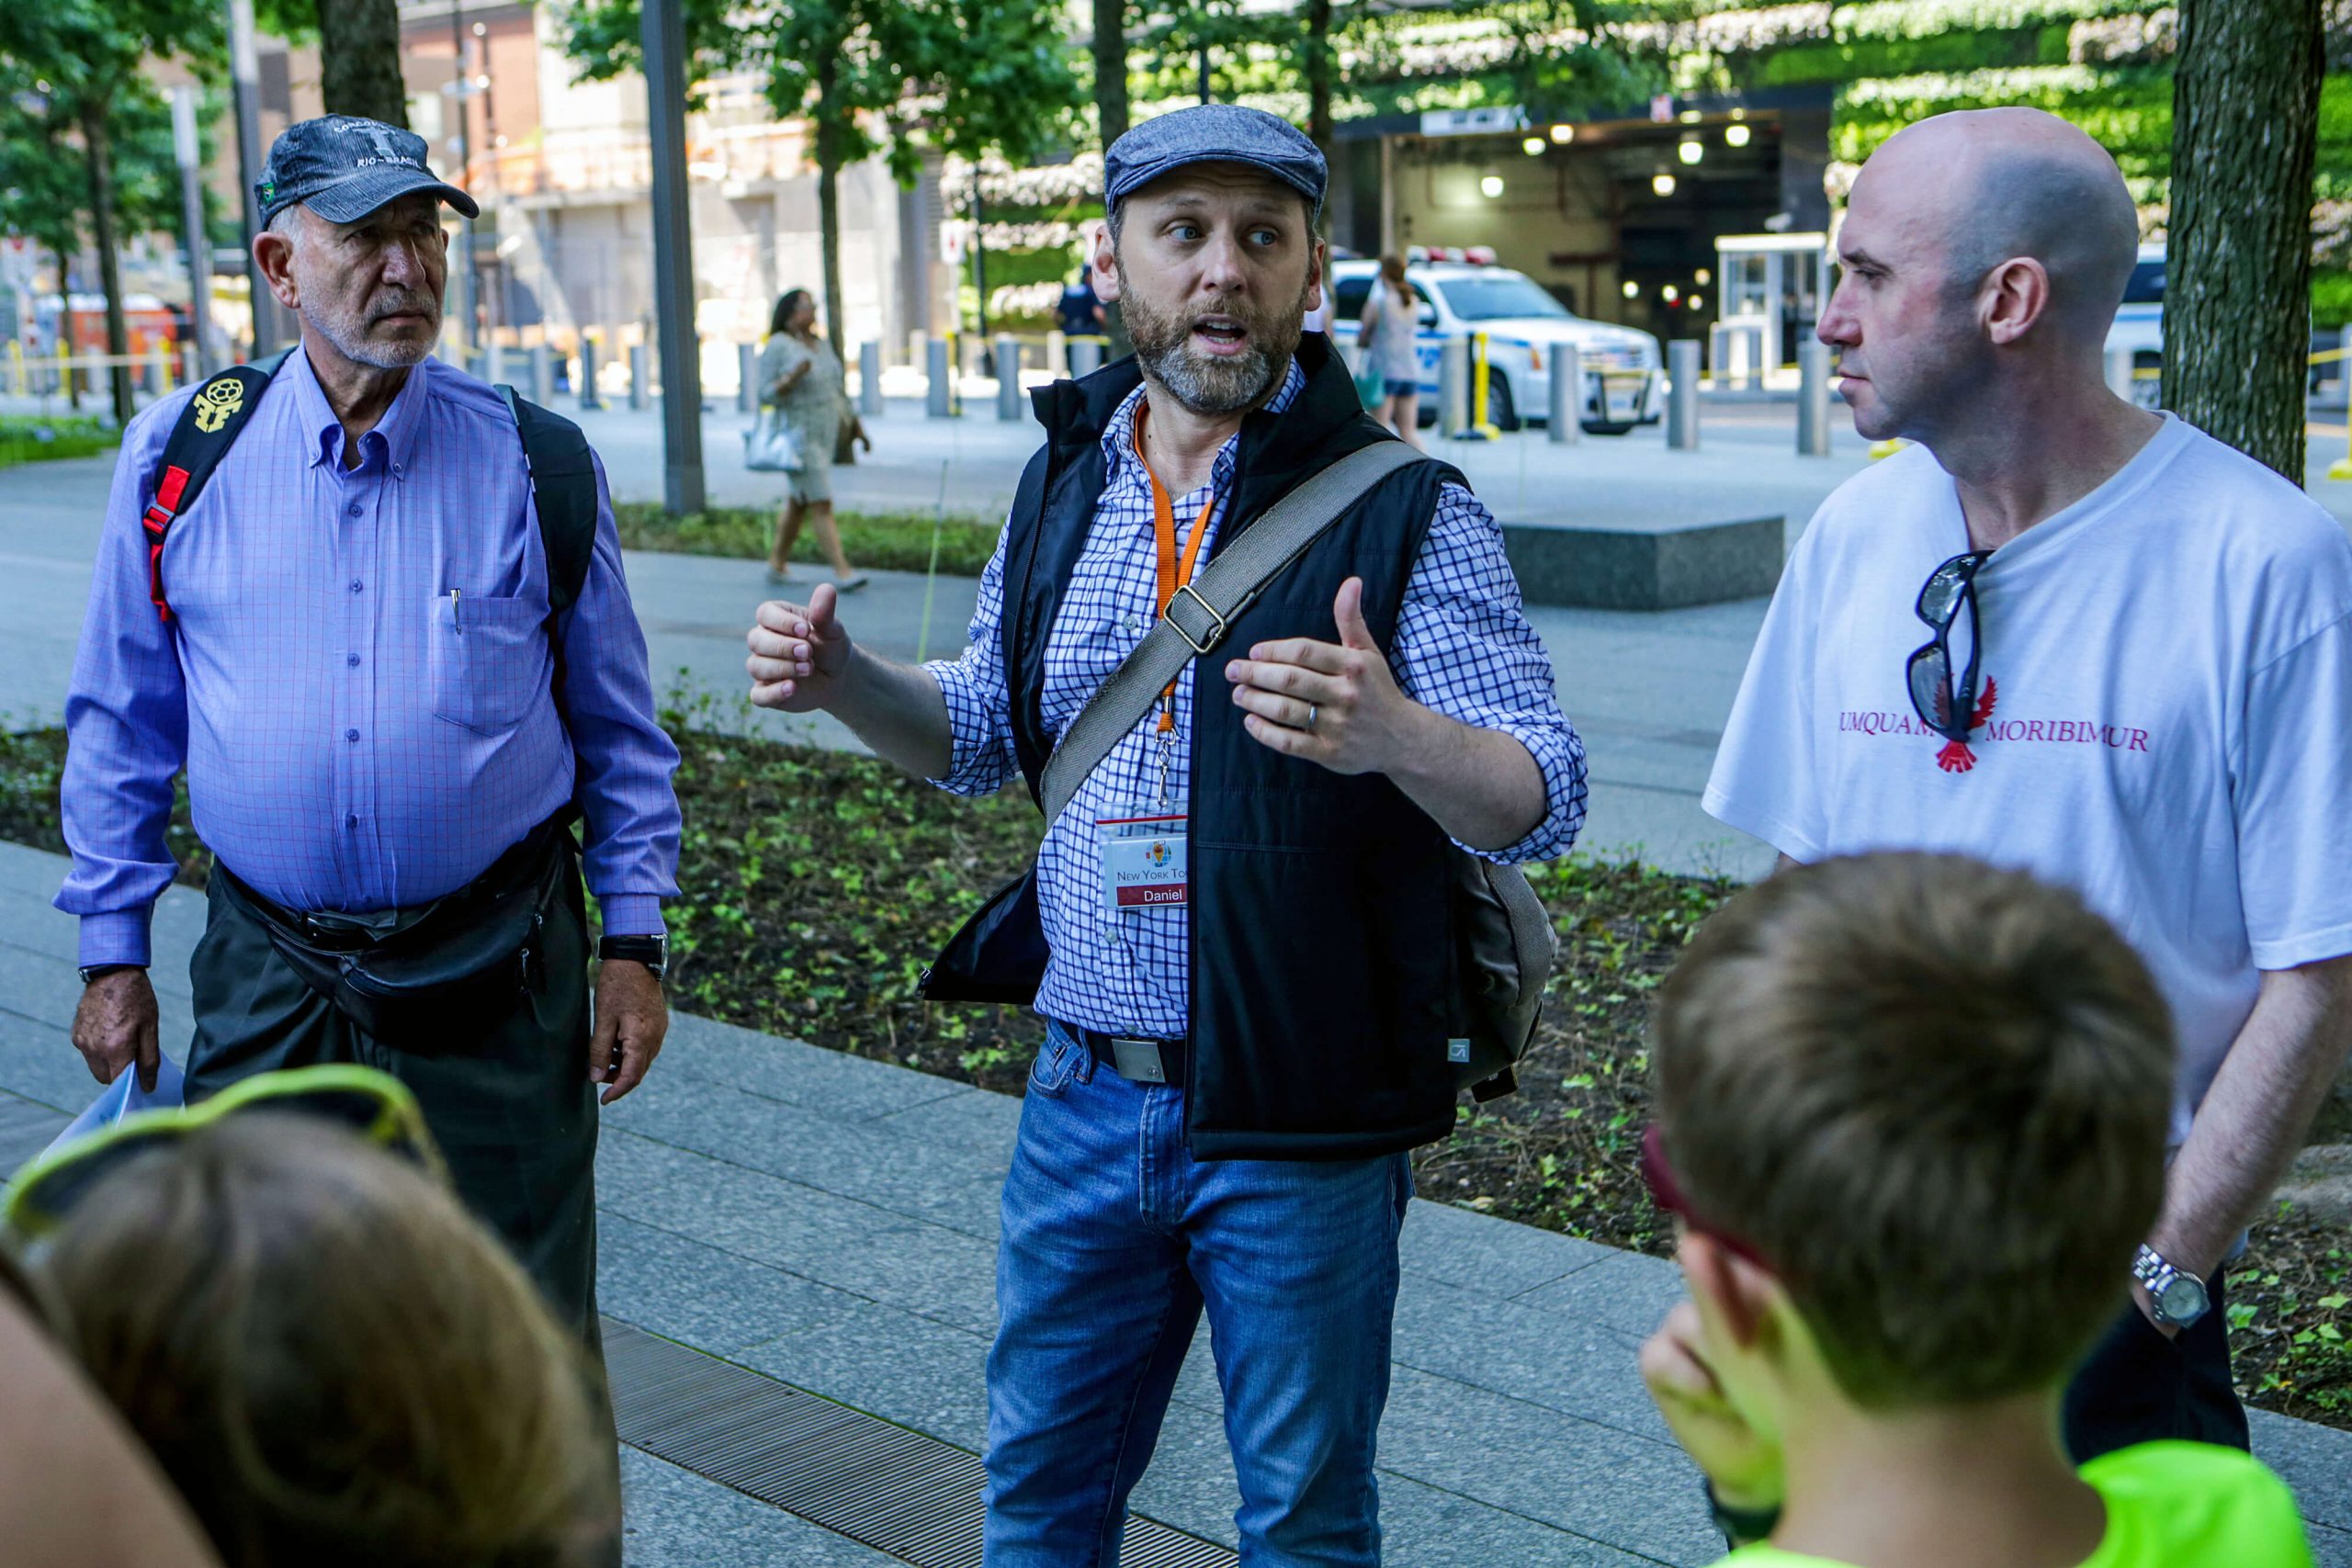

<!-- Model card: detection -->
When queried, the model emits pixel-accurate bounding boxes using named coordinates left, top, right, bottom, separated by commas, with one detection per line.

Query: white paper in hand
left=44, top=1055, right=187, bottom=1156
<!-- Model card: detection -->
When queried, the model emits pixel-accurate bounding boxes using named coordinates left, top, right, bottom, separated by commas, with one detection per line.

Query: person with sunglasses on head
left=1640, top=852, right=2314, bottom=1568
left=1703, top=107, right=2352, bottom=1462
left=6, top=1068, right=617, bottom=1568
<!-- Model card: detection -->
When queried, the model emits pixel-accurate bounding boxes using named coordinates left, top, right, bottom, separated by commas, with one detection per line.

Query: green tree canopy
left=560, top=0, right=1079, bottom=356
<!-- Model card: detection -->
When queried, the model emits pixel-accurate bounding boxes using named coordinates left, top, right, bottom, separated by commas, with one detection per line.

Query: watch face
left=2158, top=1274, right=2209, bottom=1322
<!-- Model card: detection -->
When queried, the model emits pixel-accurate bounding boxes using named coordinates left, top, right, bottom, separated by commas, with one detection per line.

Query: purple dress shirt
left=59, top=347, right=681, bottom=966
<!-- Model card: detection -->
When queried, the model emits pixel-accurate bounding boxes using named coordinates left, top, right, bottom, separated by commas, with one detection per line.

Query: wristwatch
left=596, top=933, right=668, bottom=981
left=78, top=963, right=142, bottom=986
left=2132, top=1245, right=2211, bottom=1330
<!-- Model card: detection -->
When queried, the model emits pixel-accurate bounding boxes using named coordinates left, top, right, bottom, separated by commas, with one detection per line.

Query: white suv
left=1328, top=258, right=1666, bottom=433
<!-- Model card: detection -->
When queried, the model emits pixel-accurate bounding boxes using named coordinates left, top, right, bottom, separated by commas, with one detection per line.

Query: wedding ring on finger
left=1306, top=703, right=1318, bottom=732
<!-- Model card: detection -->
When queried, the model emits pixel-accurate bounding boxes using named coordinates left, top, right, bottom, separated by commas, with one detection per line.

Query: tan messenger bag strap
left=1038, top=439, right=1429, bottom=824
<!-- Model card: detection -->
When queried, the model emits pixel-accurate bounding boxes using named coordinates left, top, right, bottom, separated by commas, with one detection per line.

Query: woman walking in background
left=1356, top=254, right=1425, bottom=450
left=761, top=288, right=868, bottom=591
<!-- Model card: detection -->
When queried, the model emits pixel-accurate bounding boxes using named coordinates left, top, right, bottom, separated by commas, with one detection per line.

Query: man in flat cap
left=59, top=115, right=681, bottom=1356
left=747, top=102, right=1586, bottom=1563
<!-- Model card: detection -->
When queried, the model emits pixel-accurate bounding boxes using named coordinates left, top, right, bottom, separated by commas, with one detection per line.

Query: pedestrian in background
left=760, top=288, right=868, bottom=591
left=1357, top=254, right=1424, bottom=449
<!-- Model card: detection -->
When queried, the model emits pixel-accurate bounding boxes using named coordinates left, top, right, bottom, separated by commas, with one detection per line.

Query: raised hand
left=748, top=581, right=854, bottom=712
left=1223, top=576, right=1416, bottom=776
left=1638, top=1301, right=1784, bottom=1519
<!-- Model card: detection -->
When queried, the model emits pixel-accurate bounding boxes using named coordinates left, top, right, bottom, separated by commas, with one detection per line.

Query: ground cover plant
left=0, top=713, right=2343, bottom=1427
left=0, top=416, right=117, bottom=469
left=613, top=502, right=1001, bottom=577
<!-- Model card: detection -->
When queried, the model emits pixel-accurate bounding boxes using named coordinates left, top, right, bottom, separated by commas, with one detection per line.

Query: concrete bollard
left=995, top=336, right=1023, bottom=421
left=1046, top=329, right=1068, bottom=378
left=1667, top=340, right=1701, bottom=451
left=529, top=344, right=554, bottom=406
left=926, top=337, right=955, bottom=418
left=1798, top=341, right=1833, bottom=457
left=738, top=343, right=758, bottom=413
left=1069, top=337, right=1103, bottom=378
left=484, top=339, right=505, bottom=389
left=1548, top=345, right=1581, bottom=444
left=2104, top=346, right=2135, bottom=403
left=1439, top=335, right=1470, bottom=438
left=578, top=338, right=603, bottom=411
left=628, top=344, right=649, bottom=410
left=860, top=341, right=883, bottom=416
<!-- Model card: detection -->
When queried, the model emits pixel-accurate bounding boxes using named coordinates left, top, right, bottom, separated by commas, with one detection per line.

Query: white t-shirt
left=1706, top=415, right=2352, bottom=1141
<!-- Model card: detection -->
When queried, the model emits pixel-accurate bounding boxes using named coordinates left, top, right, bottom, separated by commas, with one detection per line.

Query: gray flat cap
left=1104, top=105, right=1326, bottom=214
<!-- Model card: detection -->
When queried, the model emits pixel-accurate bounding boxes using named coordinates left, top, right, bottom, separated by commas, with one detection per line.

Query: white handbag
left=742, top=411, right=803, bottom=473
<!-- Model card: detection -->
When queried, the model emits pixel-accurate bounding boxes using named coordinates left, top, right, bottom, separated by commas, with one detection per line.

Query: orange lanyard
left=1134, top=407, right=1215, bottom=734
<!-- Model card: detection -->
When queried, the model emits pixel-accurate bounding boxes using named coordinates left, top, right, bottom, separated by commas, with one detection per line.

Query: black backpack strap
left=494, top=385, right=600, bottom=748
left=144, top=348, right=293, bottom=621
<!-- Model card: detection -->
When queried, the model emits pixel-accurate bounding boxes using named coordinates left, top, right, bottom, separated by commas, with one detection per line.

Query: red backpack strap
left=145, top=348, right=294, bottom=622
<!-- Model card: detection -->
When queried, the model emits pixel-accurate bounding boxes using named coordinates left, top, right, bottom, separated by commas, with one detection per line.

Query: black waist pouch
left=218, top=814, right=576, bottom=1047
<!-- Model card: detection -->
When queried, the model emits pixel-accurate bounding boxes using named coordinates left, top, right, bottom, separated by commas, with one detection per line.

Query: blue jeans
left=983, top=1021, right=1413, bottom=1567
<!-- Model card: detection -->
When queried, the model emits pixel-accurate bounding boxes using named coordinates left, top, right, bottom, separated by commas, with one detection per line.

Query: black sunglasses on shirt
left=1905, top=550, right=1992, bottom=743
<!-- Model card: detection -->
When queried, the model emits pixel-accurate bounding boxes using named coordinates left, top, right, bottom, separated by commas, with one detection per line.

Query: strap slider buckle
left=1164, top=583, right=1227, bottom=655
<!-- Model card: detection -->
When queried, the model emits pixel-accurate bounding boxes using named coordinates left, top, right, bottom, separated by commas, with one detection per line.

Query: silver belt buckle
left=1110, top=1037, right=1167, bottom=1084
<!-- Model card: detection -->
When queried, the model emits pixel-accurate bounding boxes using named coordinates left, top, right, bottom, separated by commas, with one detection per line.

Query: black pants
left=187, top=841, right=622, bottom=1561
left=2063, top=1272, right=2249, bottom=1462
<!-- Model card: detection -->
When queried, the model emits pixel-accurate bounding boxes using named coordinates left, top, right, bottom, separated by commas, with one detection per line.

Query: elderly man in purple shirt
left=56, top=117, right=681, bottom=1345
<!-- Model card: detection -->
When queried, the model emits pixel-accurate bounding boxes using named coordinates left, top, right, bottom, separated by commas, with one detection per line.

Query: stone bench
left=1498, top=513, right=1785, bottom=611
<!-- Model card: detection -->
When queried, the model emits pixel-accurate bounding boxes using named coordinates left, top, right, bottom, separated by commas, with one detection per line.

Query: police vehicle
left=2105, top=243, right=2164, bottom=409
left=1327, top=251, right=1666, bottom=434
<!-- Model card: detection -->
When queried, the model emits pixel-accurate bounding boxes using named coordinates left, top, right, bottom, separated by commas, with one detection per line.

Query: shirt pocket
left=429, top=592, right=547, bottom=734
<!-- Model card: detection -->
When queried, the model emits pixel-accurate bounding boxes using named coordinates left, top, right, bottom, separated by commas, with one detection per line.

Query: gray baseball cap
left=1103, top=105, right=1326, bottom=216
left=257, top=115, right=478, bottom=227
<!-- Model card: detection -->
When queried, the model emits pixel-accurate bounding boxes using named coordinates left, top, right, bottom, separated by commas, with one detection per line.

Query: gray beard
left=304, top=293, right=440, bottom=371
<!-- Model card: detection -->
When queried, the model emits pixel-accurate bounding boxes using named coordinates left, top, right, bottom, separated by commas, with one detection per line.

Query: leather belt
left=1069, top=1024, right=1188, bottom=1088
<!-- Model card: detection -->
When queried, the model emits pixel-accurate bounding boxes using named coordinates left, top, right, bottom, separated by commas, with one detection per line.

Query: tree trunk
left=1092, top=0, right=1129, bottom=149
left=80, top=102, right=134, bottom=426
left=1305, top=0, right=1335, bottom=163
left=316, top=0, right=411, bottom=128
left=814, top=65, right=847, bottom=364
left=2164, top=0, right=2323, bottom=481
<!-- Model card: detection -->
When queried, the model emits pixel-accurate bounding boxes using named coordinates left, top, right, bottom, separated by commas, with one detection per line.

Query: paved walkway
left=0, top=841, right=2345, bottom=1564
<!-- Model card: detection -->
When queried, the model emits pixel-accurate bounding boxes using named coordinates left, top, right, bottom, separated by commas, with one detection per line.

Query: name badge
left=1099, top=803, right=1188, bottom=912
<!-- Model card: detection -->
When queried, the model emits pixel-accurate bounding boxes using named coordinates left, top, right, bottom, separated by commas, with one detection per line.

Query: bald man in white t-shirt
left=1706, top=107, right=2352, bottom=1461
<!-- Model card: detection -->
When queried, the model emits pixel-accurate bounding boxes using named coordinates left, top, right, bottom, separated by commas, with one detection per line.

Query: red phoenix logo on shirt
left=1934, top=677, right=1998, bottom=773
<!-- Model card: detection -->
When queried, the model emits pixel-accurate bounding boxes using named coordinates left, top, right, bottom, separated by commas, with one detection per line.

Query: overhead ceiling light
left=1679, top=138, right=1703, bottom=165
left=1480, top=175, right=1505, bottom=198
left=1695, top=267, right=1712, bottom=285
left=1661, top=285, right=1681, bottom=305
left=1724, top=123, right=1751, bottom=149
left=1651, top=172, right=1676, bottom=197
left=1688, top=294, right=1706, bottom=310
left=1622, top=280, right=1640, bottom=299
left=1548, top=123, right=1575, bottom=144
left=1729, top=107, right=1747, bottom=120
left=1521, top=136, right=1544, bottom=155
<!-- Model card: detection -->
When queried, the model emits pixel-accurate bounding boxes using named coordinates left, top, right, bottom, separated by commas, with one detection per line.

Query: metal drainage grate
left=605, top=1318, right=1237, bottom=1568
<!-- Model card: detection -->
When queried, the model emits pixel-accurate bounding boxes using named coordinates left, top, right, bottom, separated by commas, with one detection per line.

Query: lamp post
left=641, top=0, right=707, bottom=513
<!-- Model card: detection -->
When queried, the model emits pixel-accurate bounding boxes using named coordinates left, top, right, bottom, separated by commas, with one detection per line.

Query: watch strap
left=1705, top=1479, right=1781, bottom=1545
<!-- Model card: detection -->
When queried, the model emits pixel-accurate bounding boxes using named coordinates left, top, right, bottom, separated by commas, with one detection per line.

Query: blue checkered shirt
left=926, top=362, right=1587, bottom=1038
left=59, top=348, right=682, bottom=966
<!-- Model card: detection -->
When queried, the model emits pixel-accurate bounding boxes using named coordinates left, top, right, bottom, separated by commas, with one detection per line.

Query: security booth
left=1712, top=231, right=1829, bottom=385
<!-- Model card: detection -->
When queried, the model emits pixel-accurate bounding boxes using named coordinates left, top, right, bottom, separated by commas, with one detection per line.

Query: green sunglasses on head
left=4, top=1064, right=444, bottom=1240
